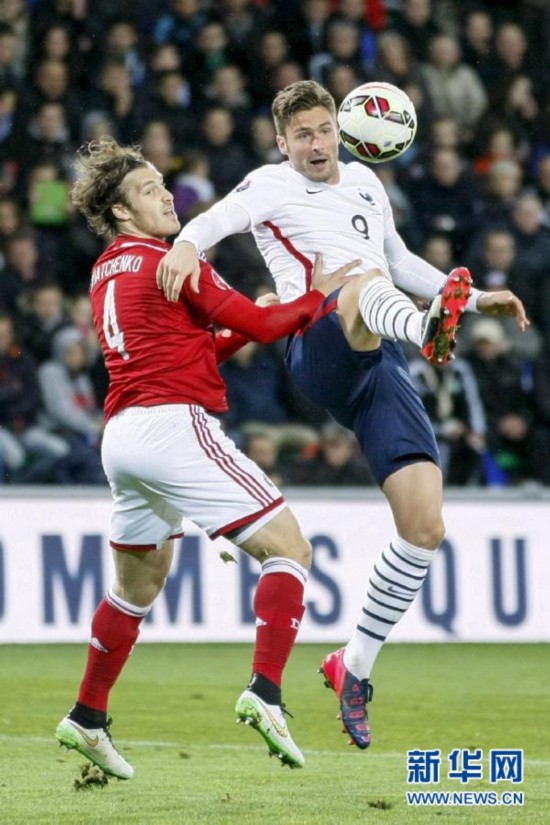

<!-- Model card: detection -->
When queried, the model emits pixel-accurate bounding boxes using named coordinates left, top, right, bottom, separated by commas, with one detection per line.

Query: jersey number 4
left=103, top=280, right=130, bottom=360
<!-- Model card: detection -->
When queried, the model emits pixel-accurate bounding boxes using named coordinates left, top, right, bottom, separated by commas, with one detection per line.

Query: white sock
left=107, top=588, right=152, bottom=617
left=358, top=278, right=423, bottom=345
left=344, top=536, right=436, bottom=680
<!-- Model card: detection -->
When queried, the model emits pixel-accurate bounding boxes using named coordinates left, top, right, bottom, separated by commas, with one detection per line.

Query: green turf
left=0, top=643, right=547, bottom=824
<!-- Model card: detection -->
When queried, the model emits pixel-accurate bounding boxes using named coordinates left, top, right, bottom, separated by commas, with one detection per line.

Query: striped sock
left=358, top=278, right=423, bottom=345
left=344, top=537, right=436, bottom=680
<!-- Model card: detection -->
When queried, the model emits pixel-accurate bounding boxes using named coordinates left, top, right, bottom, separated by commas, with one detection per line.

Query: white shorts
left=102, top=404, right=285, bottom=550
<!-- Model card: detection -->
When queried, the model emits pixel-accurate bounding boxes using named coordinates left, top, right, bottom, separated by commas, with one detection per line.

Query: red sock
left=252, top=572, right=305, bottom=687
left=78, top=598, right=144, bottom=712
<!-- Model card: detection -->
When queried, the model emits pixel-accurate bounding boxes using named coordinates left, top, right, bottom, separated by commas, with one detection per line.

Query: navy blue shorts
left=285, top=291, right=440, bottom=487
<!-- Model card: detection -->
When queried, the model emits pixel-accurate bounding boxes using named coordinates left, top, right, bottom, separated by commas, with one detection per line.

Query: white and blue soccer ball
left=337, top=82, right=417, bottom=163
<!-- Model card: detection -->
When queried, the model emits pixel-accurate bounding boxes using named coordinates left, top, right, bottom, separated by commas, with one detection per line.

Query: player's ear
left=112, top=202, right=131, bottom=222
left=276, top=134, right=288, bottom=157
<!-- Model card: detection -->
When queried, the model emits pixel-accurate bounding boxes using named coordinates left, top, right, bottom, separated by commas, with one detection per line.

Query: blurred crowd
left=1, top=0, right=550, bottom=488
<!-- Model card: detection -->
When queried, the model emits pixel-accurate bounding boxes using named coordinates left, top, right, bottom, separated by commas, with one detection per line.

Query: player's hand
left=312, top=253, right=362, bottom=296
left=476, top=290, right=530, bottom=332
left=156, top=241, right=200, bottom=301
left=255, top=292, right=280, bottom=307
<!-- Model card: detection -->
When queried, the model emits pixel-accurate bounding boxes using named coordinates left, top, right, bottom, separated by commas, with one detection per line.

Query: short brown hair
left=272, top=80, right=336, bottom=135
left=71, top=136, right=147, bottom=236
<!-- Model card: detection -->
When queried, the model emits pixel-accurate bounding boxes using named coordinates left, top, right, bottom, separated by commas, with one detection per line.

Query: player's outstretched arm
left=475, top=290, right=530, bottom=332
left=156, top=240, right=200, bottom=301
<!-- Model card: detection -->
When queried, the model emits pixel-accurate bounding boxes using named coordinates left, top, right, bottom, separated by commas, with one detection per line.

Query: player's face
left=277, top=106, right=340, bottom=184
left=115, top=165, right=180, bottom=239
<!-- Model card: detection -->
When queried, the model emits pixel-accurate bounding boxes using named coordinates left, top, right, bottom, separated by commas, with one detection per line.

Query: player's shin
left=73, top=589, right=151, bottom=719
left=344, top=536, right=436, bottom=680
left=249, top=557, right=307, bottom=702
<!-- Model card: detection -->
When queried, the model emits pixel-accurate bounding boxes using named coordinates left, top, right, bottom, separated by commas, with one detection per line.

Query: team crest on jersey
left=211, top=269, right=230, bottom=290
left=235, top=178, right=251, bottom=192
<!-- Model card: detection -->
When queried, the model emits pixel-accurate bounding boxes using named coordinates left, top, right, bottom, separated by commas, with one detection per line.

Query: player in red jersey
left=55, top=137, right=358, bottom=778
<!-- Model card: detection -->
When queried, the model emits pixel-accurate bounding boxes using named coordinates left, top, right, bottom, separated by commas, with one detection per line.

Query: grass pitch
left=0, top=643, right=548, bottom=824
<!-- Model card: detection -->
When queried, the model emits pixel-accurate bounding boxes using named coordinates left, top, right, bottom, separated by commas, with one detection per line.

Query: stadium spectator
left=198, top=106, right=252, bottom=195
left=220, top=0, right=272, bottom=52
left=144, top=70, right=193, bottom=154
left=509, top=192, right=550, bottom=338
left=247, top=29, right=292, bottom=107
left=467, top=318, right=535, bottom=485
left=478, top=160, right=524, bottom=228
left=0, top=22, right=22, bottom=87
left=219, top=340, right=291, bottom=435
left=325, top=62, right=361, bottom=108
left=38, top=326, right=104, bottom=442
left=101, top=18, right=145, bottom=88
left=285, top=0, right=331, bottom=67
left=407, top=146, right=482, bottom=255
left=172, top=150, right=215, bottom=221
left=421, top=233, right=455, bottom=274
left=374, top=30, right=424, bottom=92
left=139, top=119, right=182, bottom=183
left=420, top=33, right=488, bottom=140
left=460, top=8, right=493, bottom=87
left=391, top=0, right=441, bottom=63
left=205, top=64, right=252, bottom=142
left=249, top=113, right=282, bottom=166
left=462, top=228, right=541, bottom=364
left=0, top=230, right=41, bottom=318
left=243, top=428, right=285, bottom=487
left=284, top=421, right=374, bottom=486
left=487, top=22, right=534, bottom=101
left=19, top=101, right=74, bottom=184
left=87, top=60, right=143, bottom=145
left=55, top=135, right=355, bottom=778
left=19, top=279, right=68, bottom=364
left=152, top=0, right=209, bottom=50
left=309, top=19, right=364, bottom=87
left=409, top=355, right=487, bottom=485
left=23, top=58, right=80, bottom=138
left=0, top=312, right=69, bottom=483
left=184, top=20, right=241, bottom=102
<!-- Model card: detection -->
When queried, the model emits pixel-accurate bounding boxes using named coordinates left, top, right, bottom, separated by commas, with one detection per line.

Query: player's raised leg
left=234, top=507, right=311, bottom=768
left=321, top=461, right=443, bottom=748
left=56, top=540, right=174, bottom=778
left=337, top=267, right=472, bottom=362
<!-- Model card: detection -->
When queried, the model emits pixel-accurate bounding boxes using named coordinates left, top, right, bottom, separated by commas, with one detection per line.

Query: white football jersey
left=224, top=161, right=395, bottom=302
left=177, top=160, right=483, bottom=310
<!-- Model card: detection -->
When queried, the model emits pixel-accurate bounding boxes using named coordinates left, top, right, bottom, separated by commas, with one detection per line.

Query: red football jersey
left=89, top=234, right=323, bottom=420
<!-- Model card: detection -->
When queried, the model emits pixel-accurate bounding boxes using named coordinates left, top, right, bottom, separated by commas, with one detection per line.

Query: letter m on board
left=43, top=535, right=103, bottom=623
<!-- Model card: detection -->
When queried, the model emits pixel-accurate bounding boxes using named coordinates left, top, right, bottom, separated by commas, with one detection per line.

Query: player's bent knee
left=405, top=518, right=445, bottom=550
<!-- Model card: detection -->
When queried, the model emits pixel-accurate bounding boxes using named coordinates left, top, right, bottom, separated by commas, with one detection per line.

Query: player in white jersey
left=156, top=80, right=528, bottom=750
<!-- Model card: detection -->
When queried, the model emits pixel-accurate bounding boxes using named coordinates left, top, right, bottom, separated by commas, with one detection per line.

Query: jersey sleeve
left=183, top=261, right=324, bottom=344
left=175, top=166, right=287, bottom=252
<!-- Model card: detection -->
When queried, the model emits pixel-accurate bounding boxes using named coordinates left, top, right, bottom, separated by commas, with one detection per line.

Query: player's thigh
left=112, top=539, right=175, bottom=607
left=336, top=270, right=384, bottom=351
left=383, top=461, right=445, bottom=549
left=238, top=506, right=312, bottom=569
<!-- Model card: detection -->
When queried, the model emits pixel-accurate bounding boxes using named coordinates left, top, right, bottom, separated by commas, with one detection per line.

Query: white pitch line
left=1, top=734, right=548, bottom=766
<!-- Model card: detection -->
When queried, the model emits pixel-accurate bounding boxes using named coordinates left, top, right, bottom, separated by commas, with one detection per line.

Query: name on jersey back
left=90, top=254, right=144, bottom=289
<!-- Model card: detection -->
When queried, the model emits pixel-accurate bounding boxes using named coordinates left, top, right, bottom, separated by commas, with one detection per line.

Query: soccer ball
left=337, top=82, right=417, bottom=163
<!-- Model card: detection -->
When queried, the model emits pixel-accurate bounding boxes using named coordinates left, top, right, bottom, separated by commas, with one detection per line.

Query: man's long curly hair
left=71, top=136, right=148, bottom=237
